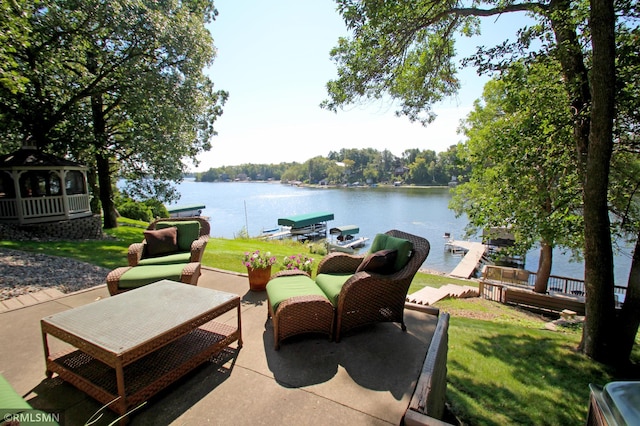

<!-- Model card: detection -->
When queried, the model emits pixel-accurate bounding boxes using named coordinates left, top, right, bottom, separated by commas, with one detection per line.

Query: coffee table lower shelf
left=46, top=321, right=239, bottom=416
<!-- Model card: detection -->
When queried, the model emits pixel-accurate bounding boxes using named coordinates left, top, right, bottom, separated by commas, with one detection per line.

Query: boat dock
left=261, top=228, right=292, bottom=240
left=448, top=240, right=488, bottom=279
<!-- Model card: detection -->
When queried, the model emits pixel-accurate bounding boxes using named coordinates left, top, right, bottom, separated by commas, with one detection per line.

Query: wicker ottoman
left=106, top=262, right=201, bottom=296
left=266, top=271, right=334, bottom=350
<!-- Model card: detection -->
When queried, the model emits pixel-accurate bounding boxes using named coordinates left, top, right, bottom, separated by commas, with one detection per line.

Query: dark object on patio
left=128, top=217, right=210, bottom=266
left=106, top=262, right=201, bottom=295
left=315, top=230, right=431, bottom=342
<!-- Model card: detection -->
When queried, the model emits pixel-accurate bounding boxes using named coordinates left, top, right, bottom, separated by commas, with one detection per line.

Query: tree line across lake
left=195, top=146, right=470, bottom=186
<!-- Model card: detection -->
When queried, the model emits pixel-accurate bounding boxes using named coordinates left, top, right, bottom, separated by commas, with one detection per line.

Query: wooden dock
left=448, top=240, right=487, bottom=279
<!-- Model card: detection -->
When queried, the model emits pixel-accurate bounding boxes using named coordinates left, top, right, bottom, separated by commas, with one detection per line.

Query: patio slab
left=0, top=267, right=438, bottom=425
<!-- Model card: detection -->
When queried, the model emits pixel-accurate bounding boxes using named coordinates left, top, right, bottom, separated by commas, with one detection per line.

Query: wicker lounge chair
left=315, top=230, right=430, bottom=342
left=128, top=217, right=210, bottom=267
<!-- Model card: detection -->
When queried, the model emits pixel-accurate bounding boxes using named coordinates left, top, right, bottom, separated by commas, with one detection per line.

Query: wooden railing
left=0, top=195, right=91, bottom=224
left=67, top=194, right=90, bottom=213
left=0, top=199, right=18, bottom=219
left=22, top=196, right=65, bottom=218
left=481, top=265, right=627, bottom=307
left=527, top=271, right=627, bottom=307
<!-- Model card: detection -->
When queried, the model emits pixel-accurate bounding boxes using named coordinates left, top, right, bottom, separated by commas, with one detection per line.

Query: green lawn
left=1, top=218, right=637, bottom=426
left=434, top=298, right=625, bottom=425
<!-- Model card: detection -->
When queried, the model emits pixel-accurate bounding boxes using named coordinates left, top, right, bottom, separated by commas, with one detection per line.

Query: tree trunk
left=86, top=167, right=101, bottom=214
left=580, top=0, right=617, bottom=363
left=534, top=242, right=552, bottom=293
left=611, top=236, right=640, bottom=365
left=96, top=150, right=117, bottom=229
left=90, top=91, right=118, bottom=229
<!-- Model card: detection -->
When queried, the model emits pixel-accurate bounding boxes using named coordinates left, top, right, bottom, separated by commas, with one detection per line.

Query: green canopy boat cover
left=167, top=204, right=206, bottom=213
left=329, top=225, right=360, bottom=236
left=278, top=211, right=334, bottom=228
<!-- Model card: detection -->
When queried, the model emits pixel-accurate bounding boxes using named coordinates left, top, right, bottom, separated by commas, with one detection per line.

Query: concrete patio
left=0, top=267, right=439, bottom=425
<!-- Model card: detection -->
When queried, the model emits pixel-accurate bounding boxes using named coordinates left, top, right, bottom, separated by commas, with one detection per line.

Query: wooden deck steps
left=407, top=284, right=479, bottom=306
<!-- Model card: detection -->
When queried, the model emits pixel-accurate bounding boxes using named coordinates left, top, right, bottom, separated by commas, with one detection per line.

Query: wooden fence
left=481, top=265, right=627, bottom=309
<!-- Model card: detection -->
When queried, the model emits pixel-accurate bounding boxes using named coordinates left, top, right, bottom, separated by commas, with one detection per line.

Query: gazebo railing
left=0, top=195, right=91, bottom=224
left=23, top=196, right=64, bottom=217
left=0, top=199, right=18, bottom=219
left=67, top=194, right=91, bottom=213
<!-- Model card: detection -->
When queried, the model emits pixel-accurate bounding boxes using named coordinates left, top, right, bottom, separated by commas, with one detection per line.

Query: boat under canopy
left=329, top=225, right=360, bottom=236
left=167, top=204, right=206, bottom=217
left=328, top=224, right=369, bottom=253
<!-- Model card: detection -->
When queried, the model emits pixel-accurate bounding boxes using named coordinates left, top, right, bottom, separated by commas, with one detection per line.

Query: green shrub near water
left=117, top=201, right=153, bottom=222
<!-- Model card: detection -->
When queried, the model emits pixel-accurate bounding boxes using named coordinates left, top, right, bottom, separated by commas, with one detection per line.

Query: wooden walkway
left=448, top=241, right=487, bottom=279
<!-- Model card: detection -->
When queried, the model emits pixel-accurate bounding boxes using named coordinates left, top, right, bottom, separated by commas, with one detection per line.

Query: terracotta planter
left=247, top=265, right=272, bottom=291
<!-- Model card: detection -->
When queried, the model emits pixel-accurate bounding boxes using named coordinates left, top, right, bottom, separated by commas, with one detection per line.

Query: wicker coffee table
left=41, top=280, right=242, bottom=420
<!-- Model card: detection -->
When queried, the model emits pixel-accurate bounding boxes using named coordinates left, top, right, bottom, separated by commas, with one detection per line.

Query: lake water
left=169, top=180, right=632, bottom=284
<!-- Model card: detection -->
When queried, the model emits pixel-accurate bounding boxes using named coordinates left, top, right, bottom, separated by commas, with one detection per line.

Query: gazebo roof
left=0, top=147, right=85, bottom=168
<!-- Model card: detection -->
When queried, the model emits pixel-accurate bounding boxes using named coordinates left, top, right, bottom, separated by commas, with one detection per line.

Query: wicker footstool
left=266, top=271, right=334, bottom=350
left=106, top=262, right=201, bottom=296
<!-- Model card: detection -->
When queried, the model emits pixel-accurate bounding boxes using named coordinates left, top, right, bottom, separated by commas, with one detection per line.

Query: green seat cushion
left=314, top=273, right=353, bottom=307
left=369, top=233, right=413, bottom=271
left=266, top=275, right=328, bottom=312
left=138, top=252, right=192, bottom=266
left=0, top=374, right=31, bottom=410
left=156, top=221, right=201, bottom=251
left=119, top=264, right=186, bottom=289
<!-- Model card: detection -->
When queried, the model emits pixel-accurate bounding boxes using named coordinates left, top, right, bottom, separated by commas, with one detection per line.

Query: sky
left=192, top=1, right=532, bottom=171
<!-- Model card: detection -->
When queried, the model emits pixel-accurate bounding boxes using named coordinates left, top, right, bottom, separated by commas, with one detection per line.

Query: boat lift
left=328, top=225, right=369, bottom=253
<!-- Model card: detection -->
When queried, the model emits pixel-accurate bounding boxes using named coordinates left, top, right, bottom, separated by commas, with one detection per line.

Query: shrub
left=144, top=199, right=168, bottom=218
left=118, top=201, right=153, bottom=222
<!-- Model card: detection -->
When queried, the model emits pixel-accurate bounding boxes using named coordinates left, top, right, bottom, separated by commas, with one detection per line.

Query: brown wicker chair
left=316, top=229, right=430, bottom=342
left=128, top=217, right=210, bottom=267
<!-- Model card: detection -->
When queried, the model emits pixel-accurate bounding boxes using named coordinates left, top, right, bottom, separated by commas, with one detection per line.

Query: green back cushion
left=157, top=221, right=201, bottom=251
left=138, top=252, right=192, bottom=266
left=266, top=275, right=328, bottom=312
left=315, top=273, right=353, bottom=307
left=119, top=264, right=186, bottom=288
left=0, top=374, right=32, bottom=410
left=369, top=233, right=413, bottom=271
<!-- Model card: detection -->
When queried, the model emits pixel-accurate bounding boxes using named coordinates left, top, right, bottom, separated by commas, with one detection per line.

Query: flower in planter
left=243, top=250, right=277, bottom=269
left=281, top=254, right=314, bottom=274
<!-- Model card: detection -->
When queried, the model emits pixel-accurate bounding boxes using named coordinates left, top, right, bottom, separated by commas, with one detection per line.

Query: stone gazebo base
left=0, top=214, right=104, bottom=240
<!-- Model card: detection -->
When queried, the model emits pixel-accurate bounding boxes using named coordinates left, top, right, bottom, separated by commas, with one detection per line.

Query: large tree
left=322, top=0, right=636, bottom=363
left=0, top=0, right=227, bottom=228
left=451, top=59, right=582, bottom=293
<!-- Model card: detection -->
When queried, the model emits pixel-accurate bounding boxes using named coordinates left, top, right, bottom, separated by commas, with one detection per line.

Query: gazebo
left=0, top=146, right=92, bottom=225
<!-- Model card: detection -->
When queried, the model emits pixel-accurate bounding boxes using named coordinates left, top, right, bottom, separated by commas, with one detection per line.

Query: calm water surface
left=171, top=180, right=632, bottom=284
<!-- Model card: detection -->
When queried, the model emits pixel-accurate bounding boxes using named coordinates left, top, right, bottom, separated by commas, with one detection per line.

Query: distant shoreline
left=193, top=178, right=452, bottom=190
